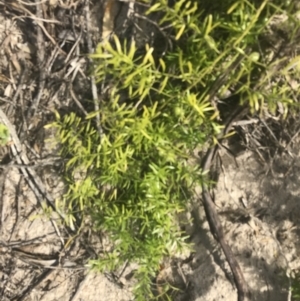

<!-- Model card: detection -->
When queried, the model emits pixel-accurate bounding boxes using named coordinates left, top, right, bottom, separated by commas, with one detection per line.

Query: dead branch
left=84, top=0, right=103, bottom=137
left=201, top=106, right=250, bottom=301
left=0, top=108, right=66, bottom=242
left=26, top=0, right=46, bottom=119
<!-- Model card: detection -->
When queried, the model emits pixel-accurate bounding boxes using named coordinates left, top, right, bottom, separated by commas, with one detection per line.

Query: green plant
left=292, top=271, right=300, bottom=300
left=48, top=0, right=299, bottom=299
left=0, top=124, right=9, bottom=146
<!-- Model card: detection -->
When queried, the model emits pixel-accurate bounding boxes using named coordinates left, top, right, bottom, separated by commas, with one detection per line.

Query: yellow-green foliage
left=0, top=124, right=9, bottom=146
left=49, top=0, right=299, bottom=299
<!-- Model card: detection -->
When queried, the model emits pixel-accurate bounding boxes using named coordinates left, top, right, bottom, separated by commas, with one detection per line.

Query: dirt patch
left=191, top=147, right=299, bottom=301
left=153, top=142, right=300, bottom=301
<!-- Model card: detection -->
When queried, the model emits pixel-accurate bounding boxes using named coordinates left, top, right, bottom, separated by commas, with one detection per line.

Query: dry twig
left=85, top=0, right=103, bottom=137
left=201, top=106, right=250, bottom=301
left=26, top=0, right=46, bottom=119
left=200, top=55, right=251, bottom=301
left=0, top=108, right=65, bottom=244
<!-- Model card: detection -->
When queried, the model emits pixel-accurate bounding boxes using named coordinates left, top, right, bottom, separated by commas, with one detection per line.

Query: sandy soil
left=182, top=147, right=300, bottom=301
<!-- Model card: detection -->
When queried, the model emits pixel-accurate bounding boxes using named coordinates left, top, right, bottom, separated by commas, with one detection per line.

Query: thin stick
left=26, top=0, right=46, bottom=119
left=201, top=106, right=250, bottom=301
left=0, top=108, right=66, bottom=244
left=17, top=0, right=52, bottom=6
left=85, top=1, right=103, bottom=138
left=70, top=84, right=88, bottom=116
left=3, top=1, right=65, bottom=54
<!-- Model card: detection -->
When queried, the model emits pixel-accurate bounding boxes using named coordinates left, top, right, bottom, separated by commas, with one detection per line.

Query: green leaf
left=145, top=2, right=161, bottom=14
left=0, top=124, right=9, bottom=146
left=175, top=24, right=186, bottom=40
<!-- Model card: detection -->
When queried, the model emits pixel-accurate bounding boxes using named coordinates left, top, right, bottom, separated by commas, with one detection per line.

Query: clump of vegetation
left=0, top=124, right=10, bottom=146
left=48, top=0, right=300, bottom=299
left=292, top=271, right=300, bottom=300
